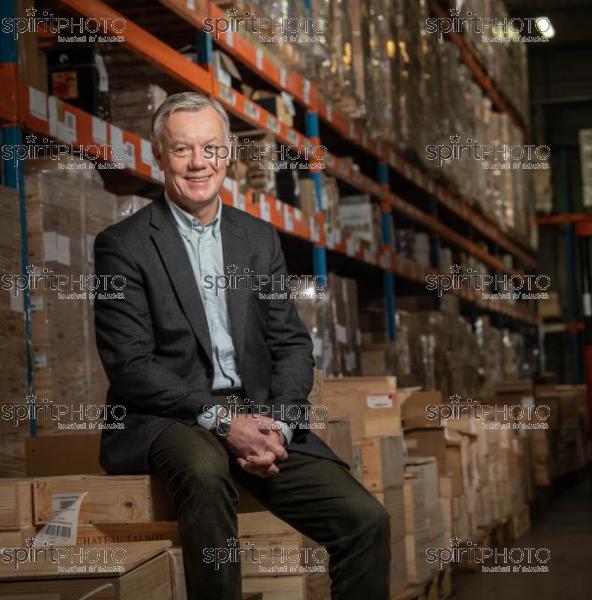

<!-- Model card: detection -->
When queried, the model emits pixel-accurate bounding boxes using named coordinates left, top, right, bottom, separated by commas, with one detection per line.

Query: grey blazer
left=93, top=195, right=341, bottom=474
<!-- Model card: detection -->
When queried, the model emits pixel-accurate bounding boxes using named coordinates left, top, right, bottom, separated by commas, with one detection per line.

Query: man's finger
left=265, top=440, right=288, bottom=461
left=246, top=450, right=276, bottom=466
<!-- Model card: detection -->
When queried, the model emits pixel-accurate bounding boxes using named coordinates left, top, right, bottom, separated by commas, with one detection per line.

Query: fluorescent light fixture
left=535, top=16, right=555, bottom=39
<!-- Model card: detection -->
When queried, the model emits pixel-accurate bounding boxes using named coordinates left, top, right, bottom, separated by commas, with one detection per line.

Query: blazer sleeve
left=93, top=230, right=210, bottom=421
left=265, top=225, right=314, bottom=435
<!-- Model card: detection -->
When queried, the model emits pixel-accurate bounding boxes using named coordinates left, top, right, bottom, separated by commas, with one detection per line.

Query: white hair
left=151, top=92, right=231, bottom=149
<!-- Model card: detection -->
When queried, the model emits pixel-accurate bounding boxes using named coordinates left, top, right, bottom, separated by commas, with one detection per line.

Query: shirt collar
left=164, top=191, right=222, bottom=237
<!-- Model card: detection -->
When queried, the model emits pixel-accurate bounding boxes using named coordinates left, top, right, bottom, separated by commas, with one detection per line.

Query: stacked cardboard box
left=24, top=159, right=116, bottom=434
left=403, top=457, right=445, bottom=583
left=294, top=274, right=361, bottom=377
left=109, top=83, right=167, bottom=140
left=0, top=186, right=28, bottom=476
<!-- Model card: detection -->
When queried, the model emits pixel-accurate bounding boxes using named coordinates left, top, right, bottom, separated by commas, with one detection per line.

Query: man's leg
left=148, top=422, right=241, bottom=600
left=232, top=451, right=391, bottom=600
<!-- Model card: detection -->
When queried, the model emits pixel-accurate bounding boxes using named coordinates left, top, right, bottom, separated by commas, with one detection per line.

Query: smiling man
left=93, top=92, right=390, bottom=600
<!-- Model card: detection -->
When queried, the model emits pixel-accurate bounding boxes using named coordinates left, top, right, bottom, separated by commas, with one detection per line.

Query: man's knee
left=349, top=494, right=391, bottom=543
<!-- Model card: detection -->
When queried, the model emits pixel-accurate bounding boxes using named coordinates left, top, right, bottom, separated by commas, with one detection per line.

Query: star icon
left=450, top=394, right=461, bottom=403
left=450, top=8, right=460, bottom=17
left=227, top=264, right=238, bottom=274
left=26, top=264, right=38, bottom=274
left=449, top=264, right=461, bottom=274
left=26, top=7, right=37, bottom=16
left=451, top=537, right=461, bottom=547
left=228, top=134, right=239, bottom=144
left=26, top=133, right=37, bottom=144
left=26, top=537, right=37, bottom=547
left=227, top=537, right=239, bottom=547
left=227, top=7, right=238, bottom=17
left=26, top=394, right=37, bottom=404
left=449, top=134, right=461, bottom=144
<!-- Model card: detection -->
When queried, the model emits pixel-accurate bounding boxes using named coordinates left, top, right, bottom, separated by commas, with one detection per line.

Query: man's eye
left=173, top=147, right=190, bottom=155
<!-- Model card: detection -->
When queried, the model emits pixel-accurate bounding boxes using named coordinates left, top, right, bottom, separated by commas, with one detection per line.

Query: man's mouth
left=184, top=174, right=212, bottom=183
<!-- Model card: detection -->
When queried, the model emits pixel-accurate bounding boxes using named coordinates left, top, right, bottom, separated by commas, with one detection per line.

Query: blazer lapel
left=149, top=196, right=213, bottom=366
left=220, top=204, right=249, bottom=371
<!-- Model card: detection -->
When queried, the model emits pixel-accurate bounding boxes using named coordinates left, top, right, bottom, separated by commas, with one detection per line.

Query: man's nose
left=188, top=147, right=207, bottom=169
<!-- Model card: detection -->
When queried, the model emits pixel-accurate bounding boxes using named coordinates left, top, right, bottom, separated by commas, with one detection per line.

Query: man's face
left=153, top=106, right=228, bottom=210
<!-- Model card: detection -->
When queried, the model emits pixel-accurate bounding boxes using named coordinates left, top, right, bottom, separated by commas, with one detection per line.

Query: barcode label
left=44, top=524, right=72, bottom=537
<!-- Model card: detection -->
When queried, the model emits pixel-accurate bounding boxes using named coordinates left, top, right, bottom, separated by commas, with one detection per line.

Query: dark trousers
left=148, top=422, right=391, bottom=600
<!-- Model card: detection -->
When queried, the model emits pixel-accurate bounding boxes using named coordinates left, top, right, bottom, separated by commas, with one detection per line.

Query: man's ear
left=152, top=142, right=163, bottom=169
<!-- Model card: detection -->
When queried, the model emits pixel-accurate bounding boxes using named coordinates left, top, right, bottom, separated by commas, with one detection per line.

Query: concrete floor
left=453, top=474, right=592, bottom=599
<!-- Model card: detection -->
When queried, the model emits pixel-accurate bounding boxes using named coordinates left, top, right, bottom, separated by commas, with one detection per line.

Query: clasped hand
left=221, top=414, right=288, bottom=477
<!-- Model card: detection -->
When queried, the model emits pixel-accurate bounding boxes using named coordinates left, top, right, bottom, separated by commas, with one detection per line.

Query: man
left=94, top=92, right=390, bottom=600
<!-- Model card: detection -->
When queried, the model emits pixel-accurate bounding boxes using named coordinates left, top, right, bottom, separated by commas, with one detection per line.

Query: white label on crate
left=335, top=324, right=347, bottom=344
left=140, top=139, right=153, bottom=165
left=94, top=53, right=109, bottom=92
left=186, top=0, right=195, bottom=8
left=86, top=234, right=96, bottom=264
left=275, top=199, right=282, bottom=213
left=344, top=351, right=356, bottom=372
left=223, top=176, right=234, bottom=193
left=280, top=68, right=287, bottom=87
left=237, top=193, right=246, bottom=211
left=284, top=205, right=294, bottom=232
left=303, top=79, right=311, bottom=105
left=123, top=141, right=136, bottom=170
left=256, top=47, right=264, bottom=70
left=219, top=85, right=236, bottom=106
left=34, top=352, right=47, bottom=368
left=29, top=87, right=47, bottom=121
left=9, top=285, right=23, bottom=313
left=109, top=124, right=124, bottom=155
left=43, top=231, right=57, bottom=262
left=59, top=111, right=77, bottom=144
left=310, top=217, right=320, bottom=243
left=245, top=101, right=260, bottom=122
left=260, top=197, right=271, bottom=222
left=48, top=96, right=58, bottom=137
left=293, top=207, right=302, bottom=222
left=35, top=493, right=88, bottom=547
left=91, top=116, right=108, bottom=145
left=226, top=28, right=233, bottom=47
left=366, top=394, right=393, bottom=409
left=56, top=234, right=71, bottom=266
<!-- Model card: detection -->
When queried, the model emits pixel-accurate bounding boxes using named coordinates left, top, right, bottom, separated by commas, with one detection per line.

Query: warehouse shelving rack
left=0, top=0, right=540, bottom=413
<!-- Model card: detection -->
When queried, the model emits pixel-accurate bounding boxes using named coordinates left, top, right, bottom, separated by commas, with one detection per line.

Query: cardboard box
left=0, top=541, right=173, bottom=600
left=391, top=536, right=408, bottom=595
left=405, top=457, right=439, bottom=510
left=33, top=475, right=175, bottom=524
left=322, top=377, right=399, bottom=440
left=316, top=417, right=353, bottom=467
left=401, top=390, right=442, bottom=430
left=373, top=486, right=405, bottom=542
left=358, top=436, right=405, bottom=491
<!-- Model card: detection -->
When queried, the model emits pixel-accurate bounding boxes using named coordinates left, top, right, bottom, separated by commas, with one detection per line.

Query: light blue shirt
left=165, top=194, right=292, bottom=445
